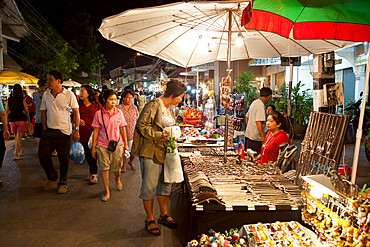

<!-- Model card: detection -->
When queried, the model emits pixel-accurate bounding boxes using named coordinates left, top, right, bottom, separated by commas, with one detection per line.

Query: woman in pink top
left=91, top=90, right=129, bottom=202
left=117, top=89, right=139, bottom=172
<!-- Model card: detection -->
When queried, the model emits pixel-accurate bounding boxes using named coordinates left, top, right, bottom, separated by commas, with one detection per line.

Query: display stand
left=180, top=154, right=303, bottom=238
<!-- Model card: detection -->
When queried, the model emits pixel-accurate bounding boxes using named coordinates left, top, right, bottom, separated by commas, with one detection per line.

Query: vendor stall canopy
left=98, top=0, right=358, bottom=68
left=0, top=70, right=38, bottom=85
left=243, top=0, right=370, bottom=42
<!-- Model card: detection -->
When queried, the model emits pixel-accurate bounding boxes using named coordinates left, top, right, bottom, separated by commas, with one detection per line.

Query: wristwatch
left=75, top=127, right=79, bottom=130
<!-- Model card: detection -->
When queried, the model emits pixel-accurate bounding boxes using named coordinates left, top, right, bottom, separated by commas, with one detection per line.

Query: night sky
left=26, top=0, right=179, bottom=74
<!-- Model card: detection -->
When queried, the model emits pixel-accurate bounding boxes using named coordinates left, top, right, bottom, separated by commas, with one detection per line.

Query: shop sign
left=194, top=62, right=215, bottom=70
left=335, top=59, right=342, bottom=65
left=165, top=66, right=177, bottom=70
left=355, top=53, right=368, bottom=66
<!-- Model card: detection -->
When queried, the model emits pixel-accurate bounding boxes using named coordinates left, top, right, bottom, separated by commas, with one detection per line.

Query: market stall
left=180, top=149, right=303, bottom=237
left=187, top=174, right=370, bottom=246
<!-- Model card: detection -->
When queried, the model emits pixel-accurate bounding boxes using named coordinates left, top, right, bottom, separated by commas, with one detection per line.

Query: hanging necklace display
left=295, top=112, right=350, bottom=185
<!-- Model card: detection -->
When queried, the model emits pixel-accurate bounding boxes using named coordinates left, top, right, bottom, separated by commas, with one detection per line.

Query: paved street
left=0, top=137, right=369, bottom=247
left=0, top=137, right=190, bottom=247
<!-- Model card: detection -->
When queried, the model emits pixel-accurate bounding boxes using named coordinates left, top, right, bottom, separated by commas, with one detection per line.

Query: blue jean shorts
left=139, top=157, right=172, bottom=200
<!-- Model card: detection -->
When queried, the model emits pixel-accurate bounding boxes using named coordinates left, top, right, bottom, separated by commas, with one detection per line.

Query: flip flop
left=145, top=220, right=161, bottom=236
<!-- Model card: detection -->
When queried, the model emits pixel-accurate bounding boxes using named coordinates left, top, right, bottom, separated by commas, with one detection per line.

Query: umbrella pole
left=288, top=63, right=294, bottom=139
left=351, top=50, right=370, bottom=184
left=224, top=10, right=233, bottom=163
left=196, top=67, right=199, bottom=108
left=0, top=17, right=3, bottom=70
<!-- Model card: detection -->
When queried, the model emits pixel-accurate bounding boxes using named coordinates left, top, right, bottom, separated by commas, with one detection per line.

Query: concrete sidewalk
left=0, top=137, right=369, bottom=246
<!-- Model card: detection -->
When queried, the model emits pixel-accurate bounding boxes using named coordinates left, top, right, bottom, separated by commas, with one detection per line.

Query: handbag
left=101, top=109, right=118, bottom=152
left=153, top=140, right=167, bottom=165
left=87, top=131, right=94, bottom=149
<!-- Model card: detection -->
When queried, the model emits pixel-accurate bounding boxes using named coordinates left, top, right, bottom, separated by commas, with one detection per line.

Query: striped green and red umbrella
left=242, top=0, right=370, bottom=42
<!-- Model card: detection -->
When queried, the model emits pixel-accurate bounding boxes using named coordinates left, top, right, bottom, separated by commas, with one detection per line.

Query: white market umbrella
left=98, top=0, right=357, bottom=68
left=99, top=0, right=358, bottom=163
left=62, top=79, right=82, bottom=87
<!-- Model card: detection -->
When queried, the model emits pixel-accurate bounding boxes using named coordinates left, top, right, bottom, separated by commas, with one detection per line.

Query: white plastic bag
left=88, top=132, right=94, bottom=149
left=163, top=126, right=181, bottom=139
left=164, top=148, right=184, bottom=183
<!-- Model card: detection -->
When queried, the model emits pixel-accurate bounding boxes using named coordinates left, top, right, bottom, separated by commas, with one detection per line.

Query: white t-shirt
left=244, top=98, right=266, bottom=141
left=40, top=88, right=79, bottom=135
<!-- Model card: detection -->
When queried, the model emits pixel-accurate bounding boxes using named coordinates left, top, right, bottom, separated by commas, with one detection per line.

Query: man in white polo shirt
left=39, top=70, right=80, bottom=194
left=244, top=87, right=272, bottom=154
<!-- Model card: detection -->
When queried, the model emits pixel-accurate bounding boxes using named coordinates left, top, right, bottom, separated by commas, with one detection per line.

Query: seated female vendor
left=256, top=111, right=290, bottom=164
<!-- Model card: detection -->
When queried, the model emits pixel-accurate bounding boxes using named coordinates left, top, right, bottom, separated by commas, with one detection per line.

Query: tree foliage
left=63, top=12, right=106, bottom=76
left=11, top=16, right=79, bottom=79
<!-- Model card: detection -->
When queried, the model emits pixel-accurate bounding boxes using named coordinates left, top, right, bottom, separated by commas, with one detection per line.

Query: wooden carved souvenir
left=220, top=76, right=231, bottom=109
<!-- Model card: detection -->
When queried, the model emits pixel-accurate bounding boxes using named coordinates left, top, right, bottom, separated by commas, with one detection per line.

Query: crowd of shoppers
left=0, top=73, right=200, bottom=237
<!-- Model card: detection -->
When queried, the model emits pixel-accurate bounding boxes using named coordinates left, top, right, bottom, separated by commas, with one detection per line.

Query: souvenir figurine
left=200, top=234, right=208, bottom=244
left=190, top=240, right=199, bottom=247
left=358, top=206, right=368, bottom=227
left=232, top=233, right=239, bottom=241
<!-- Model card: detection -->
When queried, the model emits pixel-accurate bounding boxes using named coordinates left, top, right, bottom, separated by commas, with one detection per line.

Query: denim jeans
left=38, top=128, right=71, bottom=185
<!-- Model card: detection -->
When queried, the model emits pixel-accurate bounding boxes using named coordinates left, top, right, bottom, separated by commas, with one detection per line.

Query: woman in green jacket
left=132, top=79, right=186, bottom=236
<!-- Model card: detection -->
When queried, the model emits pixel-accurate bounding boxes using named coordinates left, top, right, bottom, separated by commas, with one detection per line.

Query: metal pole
left=0, top=16, right=3, bottom=70
left=224, top=10, right=232, bottom=163
left=287, top=63, right=293, bottom=117
left=196, top=67, right=199, bottom=108
left=133, top=55, right=136, bottom=83
left=351, top=49, right=370, bottom=183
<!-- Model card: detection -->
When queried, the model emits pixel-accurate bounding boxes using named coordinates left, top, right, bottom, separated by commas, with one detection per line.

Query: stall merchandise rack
left=296, top=112, right=350, bottom=185
left=180, top=154, right=303, bottom=237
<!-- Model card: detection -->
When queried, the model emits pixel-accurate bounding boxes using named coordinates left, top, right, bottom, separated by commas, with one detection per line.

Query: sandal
left=89, top=175, right=98, bottom=185
left=145, top=220, right=161, bottom=236
left=13, top=156, right=23, bottom=161
left=158, top=214, right=178, bottom=229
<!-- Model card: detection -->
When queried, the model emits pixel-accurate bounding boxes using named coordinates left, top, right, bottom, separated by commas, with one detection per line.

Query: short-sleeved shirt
left=258, top=130, right=291, bottom=164
left=245, top=98, right=266, bottom=141
left=116, top=104, right=139, bottom=141
left=79, top=100, right=101, bottom=143
left=40, top=88, right=79, bottom=135
left=33, top=90, right=44, bottom=123
left=91, top=107, right=127, bottom=149
left=25, top=95, right=36, bottom=113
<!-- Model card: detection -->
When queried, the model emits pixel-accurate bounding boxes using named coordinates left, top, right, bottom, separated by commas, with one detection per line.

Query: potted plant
left=235, top=71, right=258, bottom=109
left=292, top=81, right=313, bottom=137
left=276, top=82, right=313, bottom=137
